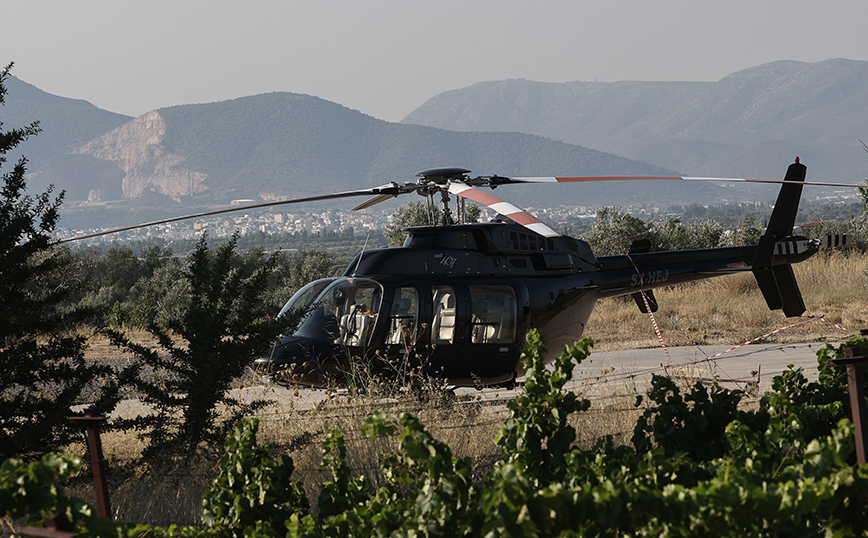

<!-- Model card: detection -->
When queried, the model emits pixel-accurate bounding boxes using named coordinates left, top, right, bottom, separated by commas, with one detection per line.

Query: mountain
left=402, top=59, right=868, bottom=183
left=8, top=86, right=725, bottom=230
left=4, top=76, right=132, bottom=157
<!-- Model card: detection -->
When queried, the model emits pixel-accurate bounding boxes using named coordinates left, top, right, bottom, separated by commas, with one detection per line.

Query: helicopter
left=66, top=159, right=855, bottom=388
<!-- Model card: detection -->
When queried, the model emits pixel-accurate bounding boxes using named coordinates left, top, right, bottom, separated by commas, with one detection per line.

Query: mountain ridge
left=401, top=59, right=868, bottom=182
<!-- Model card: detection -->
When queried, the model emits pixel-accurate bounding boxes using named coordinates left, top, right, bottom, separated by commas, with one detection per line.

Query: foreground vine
left=4, top=333, right=868, bottom=536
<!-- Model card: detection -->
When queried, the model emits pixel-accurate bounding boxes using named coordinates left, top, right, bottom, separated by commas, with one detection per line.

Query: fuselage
left=257, top=221, right=818, bottom=387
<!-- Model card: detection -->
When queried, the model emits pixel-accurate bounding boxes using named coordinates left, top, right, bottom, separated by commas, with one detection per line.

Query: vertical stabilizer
left=751, top=159, right=807, bottom=317
left=766, top=158, right=807, bottom=238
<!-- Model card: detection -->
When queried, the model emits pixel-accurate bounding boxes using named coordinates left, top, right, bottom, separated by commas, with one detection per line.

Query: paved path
left=569, top=342, right=832, bottom=399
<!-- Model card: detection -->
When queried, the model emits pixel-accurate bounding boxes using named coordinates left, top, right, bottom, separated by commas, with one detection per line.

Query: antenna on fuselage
left=352, top=233, right=370, bottom=276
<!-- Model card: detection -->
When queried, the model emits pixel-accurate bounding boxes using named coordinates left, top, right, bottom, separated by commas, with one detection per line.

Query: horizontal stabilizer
left=752, top=233, right=806, bottom=317
left=820, top=234, right=851, bottom=249
left=632, top=290, right=658, bottom=313
left=753, top=234, right=782, bottom=311
left=772, top=264, right=806, bottom=317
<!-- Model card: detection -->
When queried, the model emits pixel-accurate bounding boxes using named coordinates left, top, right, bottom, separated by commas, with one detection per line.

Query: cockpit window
left=277, top=278, right=336, bottom=320
left=293, top=278, right=383, bottom=347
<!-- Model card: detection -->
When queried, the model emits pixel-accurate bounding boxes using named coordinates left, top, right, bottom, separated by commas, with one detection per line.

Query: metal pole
left=67, top=409, right=111, bottom=519
left=830, top=346, right=868, bottom=465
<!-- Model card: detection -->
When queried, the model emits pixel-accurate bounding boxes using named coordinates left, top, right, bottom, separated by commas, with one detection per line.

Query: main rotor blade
left=500, top=175, right=864, bottom=188
left=352, top=193, right=399, bottom=211
left=448, top=181, right=559, bottom=238
left=59, top=184, right=409, bottom=243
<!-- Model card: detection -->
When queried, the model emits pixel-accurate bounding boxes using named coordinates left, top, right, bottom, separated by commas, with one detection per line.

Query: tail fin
left=766, top=158, right=807, bottom=238
left=751, top=159, right=807, bottom=317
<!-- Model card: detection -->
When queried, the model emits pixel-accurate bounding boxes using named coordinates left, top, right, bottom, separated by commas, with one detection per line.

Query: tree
left=384, top=201, right=434, bottom=247
left=105, top=234, right=293, bottom=457
left=0, top=63, right=120, bottom=459
left=719, top=214, right=764, bottom=247
left=648, top=217, right=723, bottom=251
left=286, top=250, right=334, bottom=289
left=582, top=205, right=650, bottom=256
left=383, top=200, right=481, bottom=247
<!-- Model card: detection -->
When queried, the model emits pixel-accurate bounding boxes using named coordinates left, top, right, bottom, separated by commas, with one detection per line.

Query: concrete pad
left=570, top=342, right=834, bottom=398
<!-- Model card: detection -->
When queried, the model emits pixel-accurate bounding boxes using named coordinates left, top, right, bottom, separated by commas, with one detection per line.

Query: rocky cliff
left=76, top=111, right=208, bottom=200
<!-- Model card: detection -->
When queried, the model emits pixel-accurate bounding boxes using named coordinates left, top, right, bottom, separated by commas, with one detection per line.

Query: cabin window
left=469, top=285, right=517, bottom=344
left=431, top=285, right=457, bottom=345
left=386, top=287, right=418, bottom=345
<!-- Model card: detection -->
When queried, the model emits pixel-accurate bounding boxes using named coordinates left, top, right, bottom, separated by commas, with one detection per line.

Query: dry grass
left=585, top=251, right=867, bottom=351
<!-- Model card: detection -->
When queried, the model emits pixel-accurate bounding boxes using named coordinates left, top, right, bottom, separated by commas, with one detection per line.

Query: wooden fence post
left=67, top=408, right=111, bottom=519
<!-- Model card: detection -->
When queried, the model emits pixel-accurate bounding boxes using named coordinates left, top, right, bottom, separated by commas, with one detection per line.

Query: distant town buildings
left=59, top=205, right=599, bottom=244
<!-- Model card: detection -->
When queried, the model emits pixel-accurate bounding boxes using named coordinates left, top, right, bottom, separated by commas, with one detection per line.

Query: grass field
left=584, top=251, right=867, bottom=350
left=61, top=250, right=866, bottom=526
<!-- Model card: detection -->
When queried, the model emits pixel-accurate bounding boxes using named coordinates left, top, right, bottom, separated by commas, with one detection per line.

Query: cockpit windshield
left=293, top=277, right=383, bottom=346
left=277, top=277, right=336, bottom=320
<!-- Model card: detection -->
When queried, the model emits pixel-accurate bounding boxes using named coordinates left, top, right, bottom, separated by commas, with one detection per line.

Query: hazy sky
left=4, top=1, right=868, bottom=122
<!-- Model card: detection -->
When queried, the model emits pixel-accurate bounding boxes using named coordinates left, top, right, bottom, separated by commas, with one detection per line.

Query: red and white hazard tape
left=684, top=314, right=849, bottom=367
left=626, top=254, right=672, bottom=363
left=640, top=289, right=672, bottom=363
left=807, top=314, right=849, bottom=333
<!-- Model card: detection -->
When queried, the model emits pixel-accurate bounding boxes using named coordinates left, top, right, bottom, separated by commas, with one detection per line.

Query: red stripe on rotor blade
left=506, top=211, right=542, bottom=226
left=453, top=187, right=503, bottom=206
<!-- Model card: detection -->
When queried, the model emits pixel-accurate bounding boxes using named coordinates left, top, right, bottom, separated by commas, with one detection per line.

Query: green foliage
left=104, top=234, right=293, bottom=457
left=202, top=418, right=308, bottom=538
left=78, top=244, right=178, bottom=327
left=282, top=251, right=336, bottom=302
left=69, top=244, right=335, bottom=329
left=384, top=201, right=483, bottom=247
left=719, top=214, right=765, bottom=247
left=584, top=206, right=762, bottom=256
left=315, top=430, right=370, bottom=519
left=383, top=201, right=434, bottom=247
left=494, top=330, right=591, bottom=485
left=0, top=63, right=122, bottom=460
left=0, top=454, right=83, bottom=523
left=632, top=376, right=745, bottom=461
left=583, top=205, right=651, bottom=255
left=648, top=217, right=723, bottom=250
left=857, top=155, right=868, bottom=211
left=0, top=454, right=147, bottom=538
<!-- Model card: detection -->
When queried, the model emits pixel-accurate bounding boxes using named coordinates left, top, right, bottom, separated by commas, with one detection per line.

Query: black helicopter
left=252, top=159, right=850, bottom=388
left=66, top=159, right=854, bottom=388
